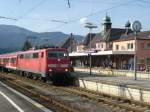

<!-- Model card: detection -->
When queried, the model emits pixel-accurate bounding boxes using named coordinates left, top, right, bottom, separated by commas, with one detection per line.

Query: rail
left=1, top=72, right=150, bottom=112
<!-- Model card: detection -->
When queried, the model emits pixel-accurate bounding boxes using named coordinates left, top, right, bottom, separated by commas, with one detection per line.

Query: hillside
left=0, top=25, right=83, bottom=53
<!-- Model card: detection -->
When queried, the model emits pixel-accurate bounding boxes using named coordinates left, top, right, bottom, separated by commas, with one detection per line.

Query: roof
left=102, top=14, right=111, bottom=24
left=0, top=48, right=68, bottom=58
left=93, top=28, right=128, bottom=42
left=0, top=51, right=22, bottom=58
left=90, top=28, right=132, bottom=47
left=79, top=33, right=96, bottom=47
left=59, top=37, right=77, bottom=52
left=115, top=31, right=150, bottom=42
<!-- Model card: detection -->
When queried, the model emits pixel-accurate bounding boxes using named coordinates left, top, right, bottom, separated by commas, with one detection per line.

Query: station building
left=68, top=15, right=150, bottom=71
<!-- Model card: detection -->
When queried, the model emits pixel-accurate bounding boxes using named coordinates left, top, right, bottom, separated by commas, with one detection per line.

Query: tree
left=22, top=40, right=32, bottom=51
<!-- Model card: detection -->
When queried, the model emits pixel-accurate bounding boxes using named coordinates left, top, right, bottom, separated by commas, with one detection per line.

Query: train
left=0, top=48, right=71, bottom=83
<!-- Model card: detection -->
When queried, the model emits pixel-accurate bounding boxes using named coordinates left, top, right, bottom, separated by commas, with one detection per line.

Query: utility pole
left=132, top=20, right=142, bottom=80
left=70, top=33, right=73, bottom=53
left=84, top=22, right=97, bottom=75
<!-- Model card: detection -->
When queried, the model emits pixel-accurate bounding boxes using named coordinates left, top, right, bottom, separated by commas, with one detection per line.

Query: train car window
left=10, top=58, right=16, bottom=63
left=23, top=53, right=32, bottom=59
left=24, top=54, right=27, bottom=58
left=47, top=51, right=57, bottom=58
left=19, top=54, right=23, bottom=58
left=4, top=58, right=9, bottom=63
left=29, top=53, right=33, bottom=58
left=33, top=53, right=38, bottom=58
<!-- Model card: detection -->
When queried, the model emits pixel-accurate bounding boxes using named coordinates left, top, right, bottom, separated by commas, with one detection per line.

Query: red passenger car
left=0, top=52, right=21, bottom=71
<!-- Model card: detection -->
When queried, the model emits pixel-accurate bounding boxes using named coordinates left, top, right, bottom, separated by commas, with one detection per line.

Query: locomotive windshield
left=47, top=51, right=68, bottom=59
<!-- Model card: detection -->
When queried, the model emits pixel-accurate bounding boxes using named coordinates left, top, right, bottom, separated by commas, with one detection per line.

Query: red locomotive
left=0, top=48, right=70, bottom=83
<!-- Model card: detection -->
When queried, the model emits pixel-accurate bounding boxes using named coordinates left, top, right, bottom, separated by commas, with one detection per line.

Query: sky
left=0, top=0, right=150, bottom=35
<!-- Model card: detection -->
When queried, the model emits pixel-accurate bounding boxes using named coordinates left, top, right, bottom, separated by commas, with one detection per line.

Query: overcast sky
left=0, top=0, right=150, bottom=35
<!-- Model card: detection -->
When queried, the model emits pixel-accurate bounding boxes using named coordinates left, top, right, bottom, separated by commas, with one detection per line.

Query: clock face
left=132, top=21, right=142, bottom=32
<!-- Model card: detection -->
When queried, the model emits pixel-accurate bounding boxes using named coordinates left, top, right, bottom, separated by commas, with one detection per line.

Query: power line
left=136, top=0, right=150, bottom=7
left=57, top=0, right=145, bottom=31
left=70, top=0, right=126, bottom=5
left=68, top=0, right=137, bottom=23
left=11, top=0, right=148, bottom=23
left=67, top=0, right=71, bottom=8
left=16, top=0, right=47, bottom=21
left=51, top=19, right=68, bottom=24
left=138, top=0, right=150, bottom=4
left=12, top=0, right=149, bottom=32
left=71, top=0, right=150, bottom=7
left=47, top=0, right=137, bottom=31
left=0, top=16, right=17, bottom=21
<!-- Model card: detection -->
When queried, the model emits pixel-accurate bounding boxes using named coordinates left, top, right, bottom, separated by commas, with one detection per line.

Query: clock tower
left=102, top=14, right=112, bottom=32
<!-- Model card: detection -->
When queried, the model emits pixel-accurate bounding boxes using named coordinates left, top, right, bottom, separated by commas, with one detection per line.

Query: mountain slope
left=0, top=25, right=83, bottom=53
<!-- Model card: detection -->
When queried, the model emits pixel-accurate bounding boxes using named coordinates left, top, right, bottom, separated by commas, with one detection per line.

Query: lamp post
left=132, top=20, right=142, bottom=80
left=84, top=22, right=97, bottom=75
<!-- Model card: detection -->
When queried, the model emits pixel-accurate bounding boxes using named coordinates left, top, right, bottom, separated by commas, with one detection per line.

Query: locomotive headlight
left=49, top=69, right=52, bottom=72
left=65, top=68, right=68, bottom=72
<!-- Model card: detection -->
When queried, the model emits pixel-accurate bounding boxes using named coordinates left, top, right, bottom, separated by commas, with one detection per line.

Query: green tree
left=22, top=40, right=32, bottom=51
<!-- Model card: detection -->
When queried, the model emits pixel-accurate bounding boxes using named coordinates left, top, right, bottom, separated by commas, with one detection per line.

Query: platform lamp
left=132, top=21, right=142, bottom=80
left=84, top=22, right=97, bottom=75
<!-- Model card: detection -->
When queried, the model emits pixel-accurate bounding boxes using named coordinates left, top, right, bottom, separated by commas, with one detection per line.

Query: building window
left=146, top=58, right=150, bottom=65
left=138, top=59, right=145, bottom=64
left=141, top=43, right=144, bottom=49
left=116, top=45, right=119, bottom=50
left=127, top=43, right=133, bottom=49
left=131, top=43, right=133, bottom=49
left=101, top=44, right=103, bottom=48
left=127, top=43, right=130, bottom=49
left=146, top=43, right=150, bottom=49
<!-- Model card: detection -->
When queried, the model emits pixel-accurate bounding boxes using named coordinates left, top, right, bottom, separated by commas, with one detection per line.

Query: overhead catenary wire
left=0, top=16, right=17, bottom=21
left=15, top=0, right=47, bottom=22
left=70, top=0, right=129, bottom=5
left=13, top=0, right=150, bottom=23
left=11, top=0, right=150, bottom=32
left=51, top=19, right=68, bottom=24
left=67, top=0, right=71, bottom=8
left=136, top=0, right=150, bottom=7
left=70, top=0, right=150, bottom=8
left=48, top=0, right=137, bottom=31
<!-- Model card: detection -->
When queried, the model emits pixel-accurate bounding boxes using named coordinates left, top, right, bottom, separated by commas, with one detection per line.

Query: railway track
left=0, top=72, right=110, bottom=112
left=1, top=72, right=150, bottom=112
left=2, top=78, right=79, bottom=112
left=59, top=87, right=150, bottom=112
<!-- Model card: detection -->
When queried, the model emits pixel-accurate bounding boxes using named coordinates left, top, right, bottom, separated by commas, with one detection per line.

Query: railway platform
left=73, top=70, right=150, bottom=105
left=0, top=80, right=52, bottom=112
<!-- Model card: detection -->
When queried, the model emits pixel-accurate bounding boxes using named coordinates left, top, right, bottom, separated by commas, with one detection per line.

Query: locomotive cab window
left=58, top=51, right=68, bottom=59
left=47, top=51, right=57, bottom=58
left=47, top=51, right=68, bottom=59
